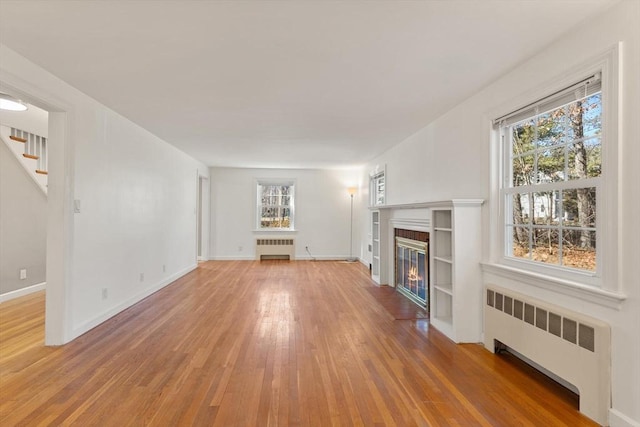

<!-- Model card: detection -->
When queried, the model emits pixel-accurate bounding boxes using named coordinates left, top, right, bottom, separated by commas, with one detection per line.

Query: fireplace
left=395, top=229, right=429, bottom=309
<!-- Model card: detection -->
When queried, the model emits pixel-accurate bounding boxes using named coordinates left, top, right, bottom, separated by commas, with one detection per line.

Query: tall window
left=498, top=74, right=601, bottom=274
left=257, top=181, right=294, bottom=230
left=370, top=170, right=385, bottom=206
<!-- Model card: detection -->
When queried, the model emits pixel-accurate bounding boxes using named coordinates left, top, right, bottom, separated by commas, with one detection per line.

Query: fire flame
left=407, top=266, right=421, bottom=282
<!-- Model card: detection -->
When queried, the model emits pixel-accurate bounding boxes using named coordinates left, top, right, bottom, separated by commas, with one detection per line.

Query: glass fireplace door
left=395, top=237, right=428, bottom=307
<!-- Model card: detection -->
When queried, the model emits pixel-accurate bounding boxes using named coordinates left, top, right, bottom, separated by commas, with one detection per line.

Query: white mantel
left=389, top=217, right=430, bottom=233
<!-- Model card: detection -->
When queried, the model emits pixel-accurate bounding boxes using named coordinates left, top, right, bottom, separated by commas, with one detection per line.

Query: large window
left=498, top=74, right=602, bottom=274
left=256, top=181, right=294, bottom=230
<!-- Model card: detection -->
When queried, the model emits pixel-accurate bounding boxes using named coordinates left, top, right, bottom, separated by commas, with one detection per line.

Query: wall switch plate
left=101, top=288, right=108, bottom=300
left=162, top=264, right=166, bottom=273
left=19, top=269, right=27, bottom=280
left=140, top=273, right=144, bottom=282
left=73, top=199, right=81, bottom=213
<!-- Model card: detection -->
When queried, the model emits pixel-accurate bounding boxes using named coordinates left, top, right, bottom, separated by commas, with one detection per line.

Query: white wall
left=0, top=139, right=47, bottom=296
left=209, top=167, right=362, bottom=260
left=0, top=45, right=209, bottom=343
left=360, top=2, right=639, bottom=426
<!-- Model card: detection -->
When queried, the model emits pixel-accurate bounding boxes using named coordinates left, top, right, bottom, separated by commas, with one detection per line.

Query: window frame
left=499, top=86, right=602, bottom=280
left=369, top=166, right=386, bottom=207
left=255, top=179, right=296, bottom=231
left=485, top=44, right=623, bottom=304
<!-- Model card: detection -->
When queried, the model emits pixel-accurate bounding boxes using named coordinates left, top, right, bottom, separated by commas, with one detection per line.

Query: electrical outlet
left=305, top=246, right=309, bottom=250
left=101, top=288, right=108, bottom=300
left=19, top=269, right=27, bottom=280
left=140, top=273, right=144, bottom=282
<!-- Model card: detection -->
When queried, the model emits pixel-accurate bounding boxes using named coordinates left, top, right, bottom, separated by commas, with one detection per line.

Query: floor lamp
left=347, top=187, right=357, bottom=262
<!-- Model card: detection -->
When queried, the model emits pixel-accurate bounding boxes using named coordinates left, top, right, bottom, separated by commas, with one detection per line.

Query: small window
left=256, top=181, right=294, bottom=230
left=370, top=170, right=385, bottom=206
left=497, top=74, right=602, bottom=275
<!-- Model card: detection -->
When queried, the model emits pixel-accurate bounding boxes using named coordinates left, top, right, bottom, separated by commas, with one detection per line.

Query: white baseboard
left=71, top=264, right=197, bottom=340
left=208, top=255, right=366, bottom=262
left=610, top=409, right=640, bottom=427
left=0, top=282, right=46, bottom=303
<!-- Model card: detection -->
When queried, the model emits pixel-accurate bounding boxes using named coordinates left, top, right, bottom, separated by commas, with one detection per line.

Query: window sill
left=481, top=262, right=626, bottom=310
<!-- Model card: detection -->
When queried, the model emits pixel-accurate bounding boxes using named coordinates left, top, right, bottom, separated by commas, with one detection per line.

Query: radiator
left=484, top=285, right=610, bottom=426
left=255, top=238, right=295, bottom=260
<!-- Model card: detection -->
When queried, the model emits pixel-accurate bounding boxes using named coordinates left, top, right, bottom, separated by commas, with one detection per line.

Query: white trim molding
left=482, top=262, right=626, bottom=309
left=389, top=218, right=430, bottom=233
left=609, top=409, right=640, bottom=427
left=0, top=282, right=46, bottom=303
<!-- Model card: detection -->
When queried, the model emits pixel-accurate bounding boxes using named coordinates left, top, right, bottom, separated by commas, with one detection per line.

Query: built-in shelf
left=370, top=210, right=389, bottom=284
left=434, top=284, right=453, bottom=295
left=370, top=200, right=483, bottom=343
left=429, top=200, right=483, bottom=343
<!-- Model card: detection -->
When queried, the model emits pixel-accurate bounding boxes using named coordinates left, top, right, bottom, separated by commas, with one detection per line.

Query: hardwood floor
left=0, top=261, right=596, bottom=426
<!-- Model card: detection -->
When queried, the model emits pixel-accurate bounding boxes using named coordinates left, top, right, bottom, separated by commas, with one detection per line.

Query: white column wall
left=0, top=45, right=210, bottom=343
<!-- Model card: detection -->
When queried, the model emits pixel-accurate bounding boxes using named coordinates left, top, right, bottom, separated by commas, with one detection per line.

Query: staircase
left=0, top=125, right=48, bottom=193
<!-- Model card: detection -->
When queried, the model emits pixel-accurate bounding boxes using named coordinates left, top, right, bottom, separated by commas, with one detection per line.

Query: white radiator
left=484, top=285, right=610, bottom=426
left=255, top=238, right=295, bottom=260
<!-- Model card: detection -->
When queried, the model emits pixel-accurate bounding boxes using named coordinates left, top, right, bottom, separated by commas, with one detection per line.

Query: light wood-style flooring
left=0, top=261, right=596, bottom=426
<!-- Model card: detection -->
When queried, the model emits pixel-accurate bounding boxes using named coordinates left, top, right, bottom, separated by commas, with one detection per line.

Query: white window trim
left=254, top=179, right=296, bottom=232
left=485, top=43, right=625, bottom=307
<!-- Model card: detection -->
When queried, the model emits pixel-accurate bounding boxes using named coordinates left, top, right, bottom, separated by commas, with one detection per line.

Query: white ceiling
left=0, top=0, right=618, bottom=169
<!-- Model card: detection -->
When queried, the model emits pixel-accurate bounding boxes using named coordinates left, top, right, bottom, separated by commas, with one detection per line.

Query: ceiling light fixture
left=0, top=93, right=28, bottom=111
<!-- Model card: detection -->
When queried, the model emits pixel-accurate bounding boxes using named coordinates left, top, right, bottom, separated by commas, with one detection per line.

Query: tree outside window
left=257, top=182, right=294, bottom=230
left=504, top=88, right=601, bottom=272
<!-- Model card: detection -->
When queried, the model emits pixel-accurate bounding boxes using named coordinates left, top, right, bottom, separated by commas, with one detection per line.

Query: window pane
left=261, top=207, right=275, bottom=228
left=537, top=147, right=565, bottom=183
left=536, top=110, right=564, bottom=148
left=582, top=93, right=602, bottom=139
left=562, top=229, right=596, bottom=271
left=512, top=154, right=534, bottom=186
left=512, top=120, right=535, bottom=156
left=568, top=137, right=601, bottom=179
left=512, top=193, right=531, bottom=225
left=562, top=188, right=596, bottom=227
left=584, top=137, right=602, bottom=178
left=261, top=185, right=274, bottom=198
left=533, top=191, right=560, bottom=226
left=509, top=226, right=531, bottom=259
left=532, top=227, right=560, bottom=266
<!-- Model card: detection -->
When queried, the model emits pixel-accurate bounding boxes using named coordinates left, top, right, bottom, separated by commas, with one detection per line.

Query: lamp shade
left=347, top=187, right=357, bottom=196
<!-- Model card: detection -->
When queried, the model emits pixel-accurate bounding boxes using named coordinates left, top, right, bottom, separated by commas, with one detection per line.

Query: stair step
left=23, top=153, right=39, bottom=160
left=35, top=169, right=48, bottom=175
left=10, top=135, right=27, bottom=143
